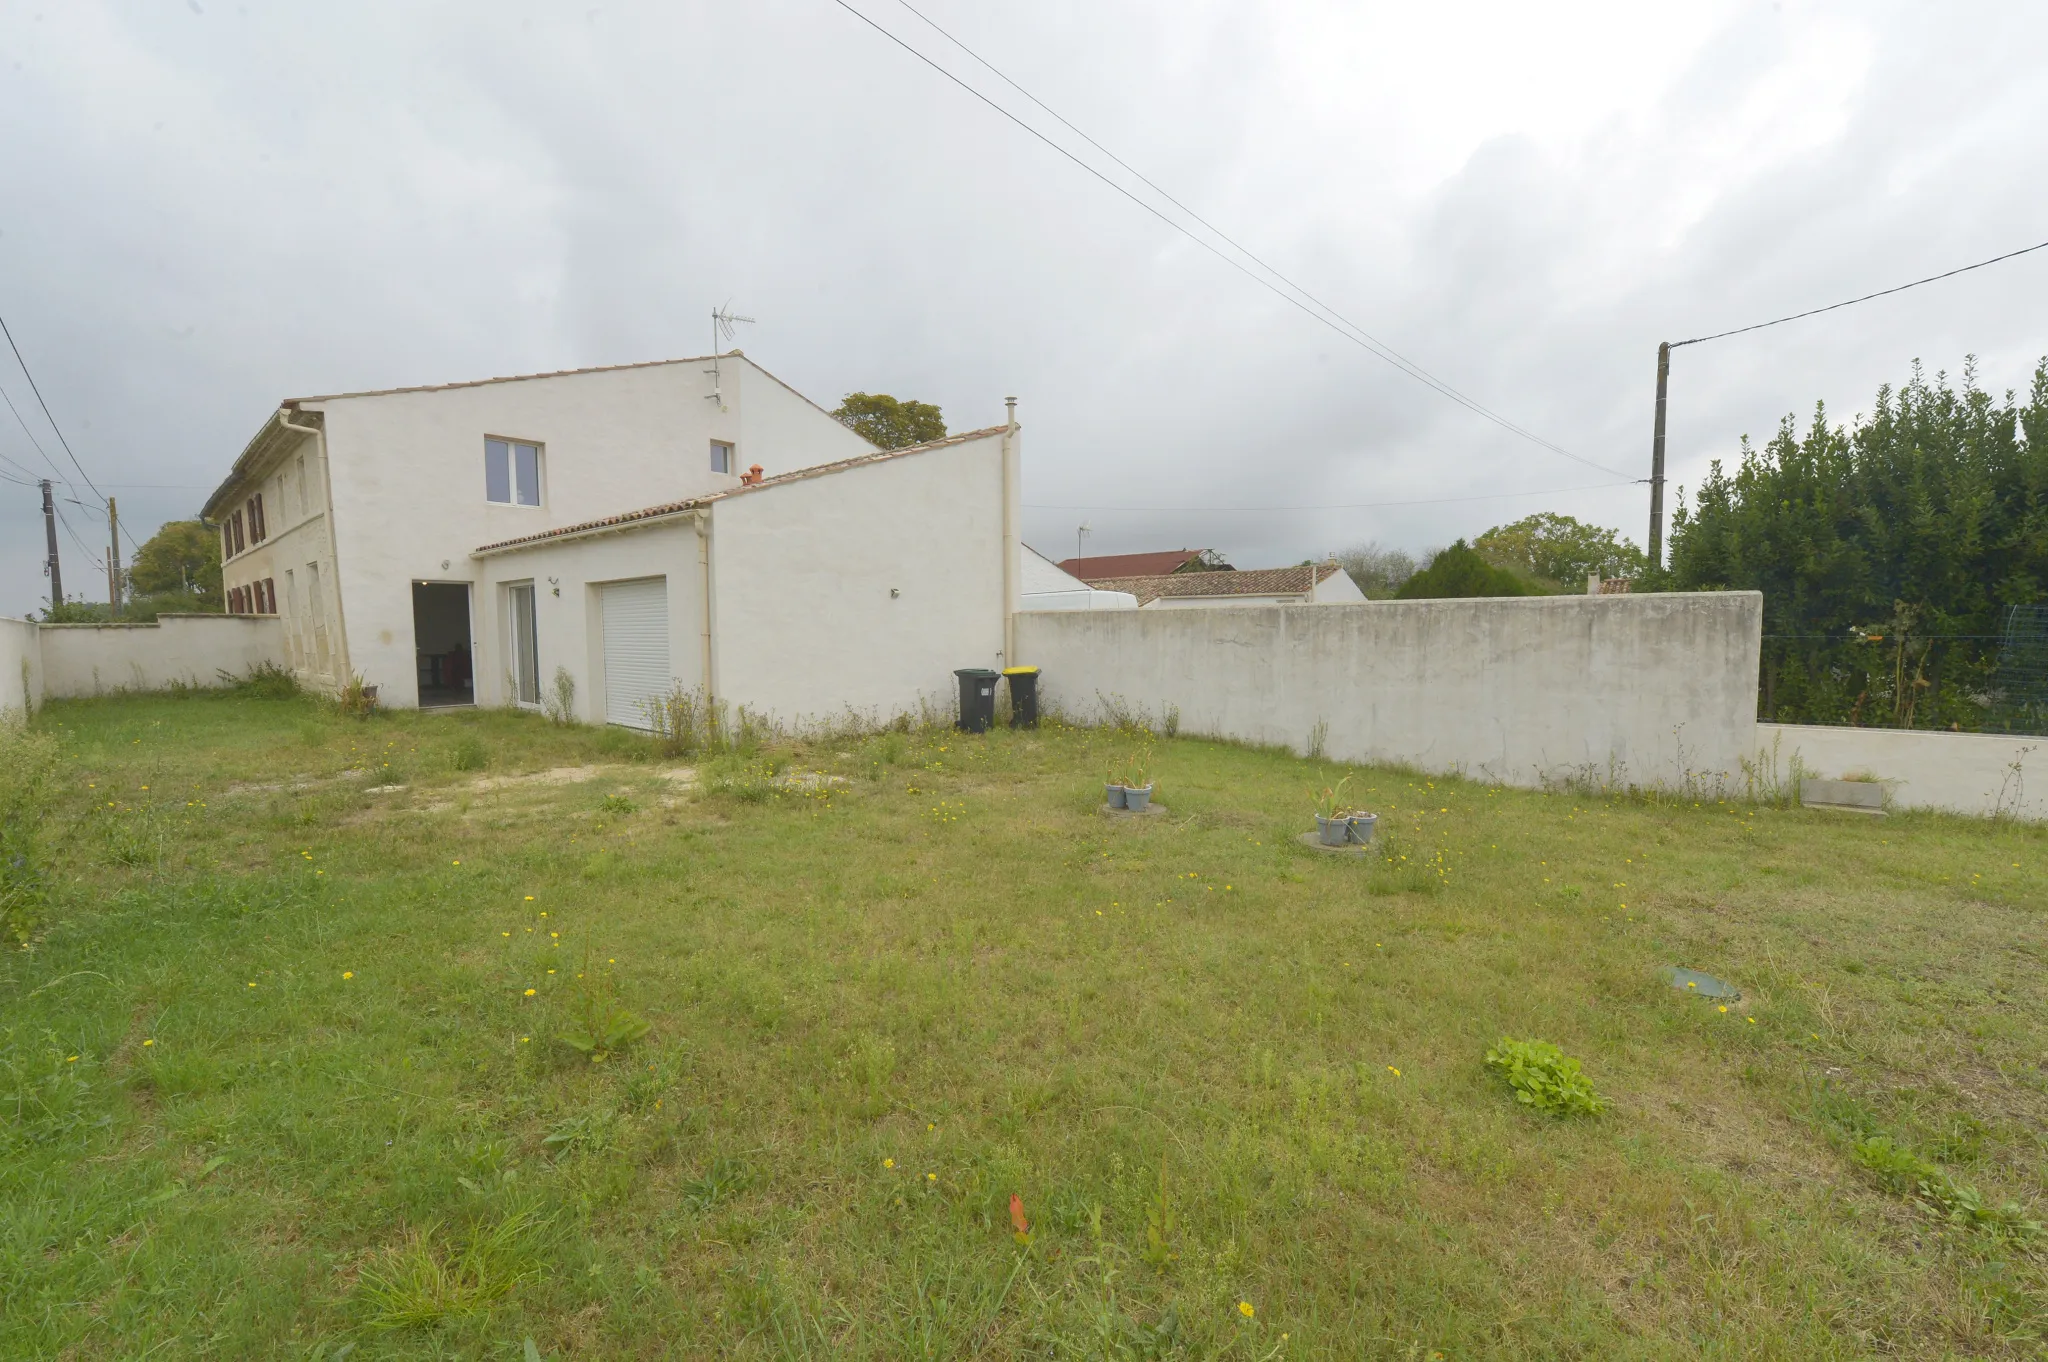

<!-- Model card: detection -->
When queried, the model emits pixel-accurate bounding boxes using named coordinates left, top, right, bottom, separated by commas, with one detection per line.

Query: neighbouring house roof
left=469, top=425, right=1010, bottom=557
left=202, top=351, right=872, bottom=521
left=1086, top=563, right=1348, bottom=605
left=1058, top=549, right=1206, bottom=578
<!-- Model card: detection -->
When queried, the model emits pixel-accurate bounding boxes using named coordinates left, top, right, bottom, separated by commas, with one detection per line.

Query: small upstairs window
left=486, top=438, right=542, bottom=507
left=247, top=493, right=267, bottom=543
left=710, top=440, right=734, bottom=475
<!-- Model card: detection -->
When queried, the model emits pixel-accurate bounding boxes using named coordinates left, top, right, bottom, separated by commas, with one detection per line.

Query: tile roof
left=1058, top=549, right=1203, bottom=578
left=1085, top=563, right=1345, bottom=605
left=471, top=425, right=1009, bottom=556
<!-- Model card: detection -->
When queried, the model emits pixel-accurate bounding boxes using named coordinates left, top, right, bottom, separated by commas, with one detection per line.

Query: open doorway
left=412, top=581, right=474, bottom=707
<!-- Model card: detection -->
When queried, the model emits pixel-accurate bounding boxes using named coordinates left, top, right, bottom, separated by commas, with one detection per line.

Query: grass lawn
left=3, top=690, right=2046, bottom=1359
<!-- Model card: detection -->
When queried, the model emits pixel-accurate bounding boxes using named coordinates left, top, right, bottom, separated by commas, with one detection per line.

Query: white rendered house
left=203, top=353, right=878, bottom=708
left=469, top=424, right=1018, bottom=729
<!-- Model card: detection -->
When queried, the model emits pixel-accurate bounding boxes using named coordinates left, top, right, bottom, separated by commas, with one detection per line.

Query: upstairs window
left=710, top=440, right=734, bottom=475
left=230, top=510, right=246, bottom=556
left=486, top=438, right=543, bottom=507
left=247, top=493, right=267, bottom=543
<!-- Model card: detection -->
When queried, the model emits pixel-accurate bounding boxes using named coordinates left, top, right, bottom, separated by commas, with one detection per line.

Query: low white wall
left=1017, top=592, right=1764, bottom=792
left=39, top=615, right=285, bottom=698
left=1, top=616, right=41, bottom=718
left=1757, top=722, right=2047, bottom=821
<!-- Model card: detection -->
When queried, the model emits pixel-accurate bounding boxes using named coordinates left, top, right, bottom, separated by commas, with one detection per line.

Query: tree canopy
left=127, top=519, right=223, bottom=606
left=832, top=393, right=946, bottom=450
left=1474, top=512, right=1645, bottom=589
left=1394, top=540, right=1533, bottom=599
left=1667, top=357, right=2048, bottom=730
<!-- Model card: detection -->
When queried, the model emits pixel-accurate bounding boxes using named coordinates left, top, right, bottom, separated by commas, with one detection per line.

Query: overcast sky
left=3, top=0, right=2045, bottom=614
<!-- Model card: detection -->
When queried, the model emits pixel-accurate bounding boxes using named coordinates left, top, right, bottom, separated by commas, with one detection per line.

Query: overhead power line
left=1673, top=237, right=2048, bottom=349
left=833, top=0, right=1631, bottom=481
left=1026, top=478, right=1637, bottom=515
left=0, top=310, right=106, bottom=504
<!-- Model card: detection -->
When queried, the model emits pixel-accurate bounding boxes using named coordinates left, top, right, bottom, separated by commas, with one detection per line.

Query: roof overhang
left=201, top=406, right=322, bottom=521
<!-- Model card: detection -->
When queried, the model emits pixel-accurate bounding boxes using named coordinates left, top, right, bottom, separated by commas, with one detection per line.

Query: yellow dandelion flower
left=927, top=1172, right=937, bottom=1182
left=246, top=982, right=256, bottom=988
left=523, top=988, right=536, bottom=996
left=142, top=1039, right=154, bottom=1047
left=1746, top=1016, right=1756, bottom=1024
left=66, top=1055, right=78, bottom=1063
left=519, top=1036, right=529, bottom=1043
left=884, top=1158, right=895, bottom=1169
left=342, top=971, right=353, bottom=980
left=1238, top=1301, right=1255, bottom=1318
left=525, top=895, right=535, bottom=901
left=1717, top=1005, right=1728, bottom=1014
left=1388, top=1066, right=1401, bottom=1077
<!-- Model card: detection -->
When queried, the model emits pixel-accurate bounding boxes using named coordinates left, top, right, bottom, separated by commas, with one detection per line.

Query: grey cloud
left=3, top=0, right=2045, bottom=615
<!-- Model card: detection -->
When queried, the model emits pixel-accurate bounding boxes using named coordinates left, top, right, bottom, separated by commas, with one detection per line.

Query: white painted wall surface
left=1311, top=572, right=1369, bottom=604
left=1017, top=592, right=1764, bottom=791
left=474, top=520, right=703, bottom=723
left=1756, top=722, right=2047, bottom=821
left=1, top=616, right=41, bottom=717
left=39, top=616, right=285, bottom=698
left=1020, top=545, right=1137, bottom=611
left=712, top=431, right=1009, bottom=726
left=215, top=356, right=869, bottom=706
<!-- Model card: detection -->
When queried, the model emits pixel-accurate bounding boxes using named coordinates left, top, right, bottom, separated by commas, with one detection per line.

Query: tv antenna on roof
left=705, top=303, right=754, bottom=411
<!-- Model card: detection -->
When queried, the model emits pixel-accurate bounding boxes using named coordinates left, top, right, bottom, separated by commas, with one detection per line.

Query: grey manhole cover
left=1667, top=967, right=1741, bottom=1000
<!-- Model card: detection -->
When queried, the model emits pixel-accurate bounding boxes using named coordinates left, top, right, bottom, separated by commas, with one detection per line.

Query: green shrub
left=1485, top=1037, right=1605, bottom=1116
left=1851, top=1134, right=2042, bottom=1241
left=0, top=718, right=61, bottom=945
left=218, top=661, right=301, bottom=700
left=1395, top=541, right=1538, bottom=599
left=451, top=733, right=488, bottom=772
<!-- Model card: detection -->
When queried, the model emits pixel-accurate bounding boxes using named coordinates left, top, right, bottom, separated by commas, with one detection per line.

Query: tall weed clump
left=644, top=684, right=774, bottom=759
left=0, top=718, right=61, bottom=945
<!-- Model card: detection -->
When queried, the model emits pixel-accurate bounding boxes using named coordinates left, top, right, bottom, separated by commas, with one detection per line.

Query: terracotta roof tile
left=1084, top=563, right=1344, bottom=605
left=1057, top=549, right=1203, bottom=578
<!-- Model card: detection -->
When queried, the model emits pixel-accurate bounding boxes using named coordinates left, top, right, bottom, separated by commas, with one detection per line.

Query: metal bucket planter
left=1123, top=783, right=1154, bottom=813
left=1104, top=783, right=1128, bottom=809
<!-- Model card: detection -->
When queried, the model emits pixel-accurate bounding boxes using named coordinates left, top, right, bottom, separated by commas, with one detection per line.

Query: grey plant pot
left=1345, top=812, right=1378, bottom=844
left=1104, top=783, right=1128, bottom=809
left=1124, top=783, right=1154, bottom=812
left=1315, top=814, right=1350, bottom=846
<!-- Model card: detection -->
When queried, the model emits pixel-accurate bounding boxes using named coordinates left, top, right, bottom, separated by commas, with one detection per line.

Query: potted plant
left=1104, top=757, right=1127, bottom=810
left=1312, top=776, right=1361, bottom=846
left=1122, top=754, right=1155, bottom=813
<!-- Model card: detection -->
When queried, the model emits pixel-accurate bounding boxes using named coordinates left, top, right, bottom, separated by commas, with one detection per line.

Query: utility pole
left=40, top=480, right=62, bottom=607
left=106, top=496, right=121, bottom=614
left=1647, top=341, right=1670, bottom=571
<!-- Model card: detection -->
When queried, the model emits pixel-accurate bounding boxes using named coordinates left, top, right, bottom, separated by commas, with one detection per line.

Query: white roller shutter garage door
left=600, top=577, right=671, bottom=730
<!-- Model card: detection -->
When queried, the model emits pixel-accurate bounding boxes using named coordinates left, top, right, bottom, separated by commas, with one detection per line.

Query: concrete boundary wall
left=1, top=616, right=40, bottom=718
left=1016, top=592, right=1764, bottom=792
left=1757, top=722, right=2046, bottom=821
left=37, top=616, right=285, bottom=699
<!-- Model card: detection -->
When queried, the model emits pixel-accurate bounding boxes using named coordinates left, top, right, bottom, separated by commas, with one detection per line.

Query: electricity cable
left=831, top=0, right=1630, bottom=480
left=888, top=0, right=1622, bottom=479
left=0, top=309, right=106, bottom=503
left=1026, top=478, right=1637, bottom=514
left=1673, top=238, right=2048, bottom=348
left=0, top=375, right=73, bottom=490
